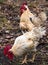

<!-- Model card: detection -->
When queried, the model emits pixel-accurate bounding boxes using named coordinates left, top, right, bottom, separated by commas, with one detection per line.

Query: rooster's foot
left=21, top=55, right=27, bottom=64
left=28, top=53, right=36, bottom=63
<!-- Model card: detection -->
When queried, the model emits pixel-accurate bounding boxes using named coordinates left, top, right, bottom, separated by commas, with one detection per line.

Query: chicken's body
left=20, top=10, right=35, bottom=32
left=9, top=26, right=46, bottom=56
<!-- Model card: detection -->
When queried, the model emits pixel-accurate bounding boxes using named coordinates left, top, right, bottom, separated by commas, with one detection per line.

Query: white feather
left=10, top=26, right=46, bottom=56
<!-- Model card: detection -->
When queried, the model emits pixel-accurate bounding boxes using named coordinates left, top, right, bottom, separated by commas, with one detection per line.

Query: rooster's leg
left=31, top=53, right=36, bottom=62
left=28, top=52, right=36, bottom=63
left=21, top=55, right=27, bottom=64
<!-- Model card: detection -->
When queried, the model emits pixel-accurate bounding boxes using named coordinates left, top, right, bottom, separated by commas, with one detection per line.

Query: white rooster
left=3, top=26, right=46, bottom=63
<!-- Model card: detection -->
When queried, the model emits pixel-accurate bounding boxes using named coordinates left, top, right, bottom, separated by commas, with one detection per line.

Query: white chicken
left=3, top=26, right=46, bottom=63
left=10, top=26, right=46, bottom=54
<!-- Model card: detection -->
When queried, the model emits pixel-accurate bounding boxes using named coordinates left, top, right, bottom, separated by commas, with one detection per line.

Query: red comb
left=20, top=2, right=27, bottom=10
left=3, top=44, right=12, bottom=55
left=20, top=2, right=27, bottom=15
left=3, top=44, right=14, bottom=60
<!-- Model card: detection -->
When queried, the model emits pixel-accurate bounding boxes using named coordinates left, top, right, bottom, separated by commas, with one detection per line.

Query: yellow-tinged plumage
left=20, top=10, right=35, bottom=31
left=9, top=26, right=46, bottom=56
left=20, top=4, right=47, bottom=33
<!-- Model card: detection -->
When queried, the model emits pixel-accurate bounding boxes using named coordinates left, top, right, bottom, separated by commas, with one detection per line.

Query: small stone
left=6, top=35, right=11, bottom=39
left=8, top=20, right=10, bottom=23
left=5, top=30, right=10, bottom=34
left=10, top=38, right=15, bottom=41
left=46, top=53, right=48, bottom=55
left=0, top=40, right=2, bottom=43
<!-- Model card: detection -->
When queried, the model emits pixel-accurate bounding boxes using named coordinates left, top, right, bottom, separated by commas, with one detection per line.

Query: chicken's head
left=20, top=2, right=27, bottom=15
left=3, top=44, right=14, bottom=60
